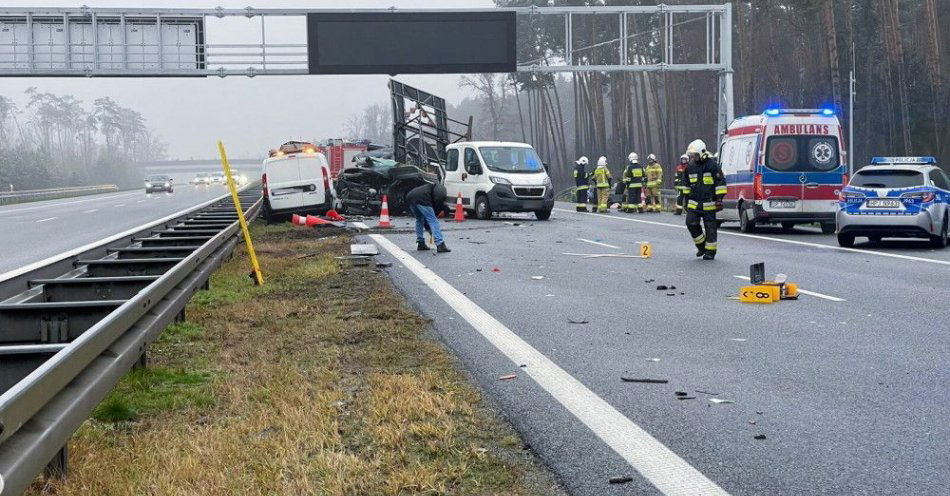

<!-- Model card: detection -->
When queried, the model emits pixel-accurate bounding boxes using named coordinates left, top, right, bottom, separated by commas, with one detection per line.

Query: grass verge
left=29, top=222, right=562, bottom=495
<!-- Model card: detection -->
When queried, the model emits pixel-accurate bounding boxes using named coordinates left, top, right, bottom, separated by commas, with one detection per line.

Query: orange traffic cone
left=454, top=192, right=465, bottom=222
left=305, top=215, right=331, bottom=226
left=377, top=195, right=392, bottom=228
left=291, top=214, right=307, bottom=226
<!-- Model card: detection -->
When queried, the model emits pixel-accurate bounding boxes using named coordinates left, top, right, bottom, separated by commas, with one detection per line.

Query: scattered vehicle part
left=567, top=318, right=589, bottom=324
left=531, top=276, right=544, bottom=280
left=708, top=398, right=734, bottom=405
left=620, top=378, right=669, bottom=384
left=350, top=244, right=379, bottom=256
left=609, top=476, right=634, bottom=484
left=753, top=434, right=767, bottom=440
left=498, top=374, right=518, bottom=381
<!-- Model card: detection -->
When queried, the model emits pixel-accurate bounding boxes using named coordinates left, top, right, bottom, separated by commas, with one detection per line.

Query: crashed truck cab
left=261, top=141, right=335, bottom=222
left=440, top=141, right=555, bottom=221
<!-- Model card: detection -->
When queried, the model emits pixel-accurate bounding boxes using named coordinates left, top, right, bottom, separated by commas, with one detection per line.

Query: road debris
left=708, top=398, right=734, bottom=405
left=567, top=318, right=589, bottom=324
left=666, top=293, right=676, bottom=296
left=609, top=476, right=634, bottom=484
left=531, top=276, right=545, bottom=280
left=729, top=338, right=747, bottom=342
left=620, top=377, right=668, bottom=384
left=350, top=243, right=379, bottom=256
left=646, top=358, right=660, bottom=362
left=469, top=241, right=487, bottom=245
left=748, top=419, right=757, bottom=425
left=375, top=262, right=393, bottom=268
left=677, top=396, right=697, bottom=400
left=498, top=374, right=518, bottom=381
left=491, top=267, right=501, bottom=272
left=644, top=279, right=655, bottom=283
left=695, top=390, right=719, bottom=395
left=675, top=391, right=689, bottom=396
left=656, top=285, right=668, bottom=290
left=753, top=434, right=767, bottom=440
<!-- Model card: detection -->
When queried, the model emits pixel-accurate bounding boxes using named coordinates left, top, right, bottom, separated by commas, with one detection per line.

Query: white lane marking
left=0, top=187, right=250, bottom=283
left=733, top=275, right=846, bottom=302
left=0, top=191, right=139, bottom=216
left=35, top=217, right=57, bottom=223
left=555, top=208, right=950, bottom=267
left=371, top=233, right=729, bottom=496
left=82, top=209, right=98, bottom=214
left=576, top=237, right=622, bottom=250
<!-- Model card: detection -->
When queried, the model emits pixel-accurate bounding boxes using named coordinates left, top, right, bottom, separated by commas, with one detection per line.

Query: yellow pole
left=217, top=140, right=264, bottom=286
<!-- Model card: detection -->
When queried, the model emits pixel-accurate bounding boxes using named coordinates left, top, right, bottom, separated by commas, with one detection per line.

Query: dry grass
left=29, top=223, right=562, bottom=496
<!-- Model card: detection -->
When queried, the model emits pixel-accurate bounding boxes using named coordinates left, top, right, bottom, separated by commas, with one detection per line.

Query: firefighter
left=644, top=154, right=663, bottom=212
left=681, top=139, right=727, bottom=260
left=673, top=154, right=689, bottom=215
left=573, top=156, right=590, bottom=212
left=622, top=152, right=645, bottom=213
left=592, top=156, right=612, bottom=213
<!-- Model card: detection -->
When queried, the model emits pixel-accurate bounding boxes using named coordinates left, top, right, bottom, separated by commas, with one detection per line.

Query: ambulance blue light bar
left=870, top=156, right=937, bottom=165
left=763, top=108, right=835, bottom=117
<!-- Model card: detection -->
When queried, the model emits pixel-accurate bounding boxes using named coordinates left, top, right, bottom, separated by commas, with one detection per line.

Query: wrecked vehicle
left=334, top=157, right=438, bottom=216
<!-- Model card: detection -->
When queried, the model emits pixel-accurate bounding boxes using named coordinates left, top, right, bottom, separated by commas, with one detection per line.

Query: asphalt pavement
left=0, top=181, right=239, bottom=276
left=371, top=202, right=950, bottom=495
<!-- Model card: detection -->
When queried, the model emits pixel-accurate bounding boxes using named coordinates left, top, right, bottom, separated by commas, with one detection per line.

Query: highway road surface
left=371, top=202, right=950, bottom=495
left=0, top=181, right=242, bottom=277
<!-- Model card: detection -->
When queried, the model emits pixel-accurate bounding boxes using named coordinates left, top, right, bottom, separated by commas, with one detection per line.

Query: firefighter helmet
left=576, top=156, right=589, bottom=166
left=628, top=152, right=639, bottom=163
left=647, top=153, right=657, bottom=162
left=686, top=139, right=707, bottom=156
left=597, top=156, right=608, bottom=167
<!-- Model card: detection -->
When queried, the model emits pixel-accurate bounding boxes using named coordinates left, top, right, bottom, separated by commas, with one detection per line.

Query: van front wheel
left=535, top=208, right=552, bottom=221
left=475, top=195, right=493, bottom=220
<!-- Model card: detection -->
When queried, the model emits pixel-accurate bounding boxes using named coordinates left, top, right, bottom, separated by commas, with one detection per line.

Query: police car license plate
left=769, top=200, right=796, bottom=208
left=866, top=198, right=901, bottom=208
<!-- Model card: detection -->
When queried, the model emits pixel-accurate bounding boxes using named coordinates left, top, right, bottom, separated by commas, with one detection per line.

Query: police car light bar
left=870, top=156, right=937, bottom=165
left=763, top=108, right=835, bottom=116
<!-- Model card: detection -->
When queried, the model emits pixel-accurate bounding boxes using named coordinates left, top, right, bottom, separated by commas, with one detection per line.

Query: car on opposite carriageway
left=145, top=174, right=173, bottom=193
left=836, top=157, right=950, bottom=248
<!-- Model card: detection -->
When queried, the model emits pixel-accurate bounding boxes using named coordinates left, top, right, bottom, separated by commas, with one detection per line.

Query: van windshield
left=765, top=135, right=840, bottom=172
left=478, top=146, right=544, bottom=173
left=851, top=169, right=924, bottom=189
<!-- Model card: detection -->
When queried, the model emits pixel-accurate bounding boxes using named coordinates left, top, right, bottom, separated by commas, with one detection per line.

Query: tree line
left=352, top=0, right=943, bottom=192
left=0, top=89, right=167, bottom=191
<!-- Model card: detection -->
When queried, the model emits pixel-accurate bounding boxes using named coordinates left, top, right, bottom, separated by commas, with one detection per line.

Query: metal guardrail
left=0, top=185, right=120, bottom=206
left=0, top=185, right=261, bottom=495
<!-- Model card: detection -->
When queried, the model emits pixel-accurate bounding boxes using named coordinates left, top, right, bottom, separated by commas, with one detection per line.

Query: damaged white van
left=261, top=141, right=334, bottom=222
left=441, top=141, right=555, bottom=220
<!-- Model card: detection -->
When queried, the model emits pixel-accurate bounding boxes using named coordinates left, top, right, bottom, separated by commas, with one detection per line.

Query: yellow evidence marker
left=739, top=285, right=780, bottom=304
left=638, top=242, right=653, bottom=258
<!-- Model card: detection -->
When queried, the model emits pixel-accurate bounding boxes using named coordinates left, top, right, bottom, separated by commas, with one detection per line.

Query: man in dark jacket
left=680, top=139, right=726, bottom=260
left=406, top=182, right=451, bottom=253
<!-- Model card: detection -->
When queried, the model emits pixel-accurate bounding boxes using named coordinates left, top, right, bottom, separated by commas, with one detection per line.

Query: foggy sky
left=1, top=0, right=494, bottom=159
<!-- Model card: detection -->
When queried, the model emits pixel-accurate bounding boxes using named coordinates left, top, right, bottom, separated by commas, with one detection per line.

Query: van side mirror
left=543, top=162, right=550, bottom=173
left=465, top=161, right=481, bottom=175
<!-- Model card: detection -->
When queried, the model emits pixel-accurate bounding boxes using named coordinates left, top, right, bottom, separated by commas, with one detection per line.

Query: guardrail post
left=44, top=445, right=68, bottom=480
left=134, top=349, right=148, bottom=370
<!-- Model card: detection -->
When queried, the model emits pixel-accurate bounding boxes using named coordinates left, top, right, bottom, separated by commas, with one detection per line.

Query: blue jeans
left=411, top=204, right=444, bottom=245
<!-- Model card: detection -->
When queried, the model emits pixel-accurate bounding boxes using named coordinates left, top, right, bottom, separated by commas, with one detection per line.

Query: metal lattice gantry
left=0, top=3, right=733, bottom=135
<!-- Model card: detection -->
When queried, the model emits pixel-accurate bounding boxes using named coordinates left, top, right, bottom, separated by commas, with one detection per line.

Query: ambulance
left=717, top=108, right=848, bottom=233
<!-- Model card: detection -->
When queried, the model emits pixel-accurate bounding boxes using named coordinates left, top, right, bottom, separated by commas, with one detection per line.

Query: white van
left=261, top=141, right=335, bottom=223
left=441, top=141, right=554, bottom=220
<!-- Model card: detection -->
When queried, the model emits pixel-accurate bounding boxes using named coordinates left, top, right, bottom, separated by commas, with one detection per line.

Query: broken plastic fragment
left=498, top=374, right=517, bottom=381
left=656, top=285, right=668, bottom=290
left=753, top=433, right=767, bottom=440
left=674, top=391, right=688, bottom=396
left=567, top=318, right=589, bottom=324
left=491, top=267, right=501, bottom=272
left=531, top=276, right=544, bottom=280
left=708, top=398, right=733, bottom=405
left=646, top=358, right=660, bottom=362
left=620, top=377, right=668, bottom=384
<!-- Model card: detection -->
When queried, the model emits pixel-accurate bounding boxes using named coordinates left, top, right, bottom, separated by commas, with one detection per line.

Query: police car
left=836, top=157, right=950, bottom=248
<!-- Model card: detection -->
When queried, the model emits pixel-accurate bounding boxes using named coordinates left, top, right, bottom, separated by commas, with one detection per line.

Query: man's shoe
left=702, top=251, right=716, bottom=260
left=436, top=243, right=451, bottom=253
left=417, top=242, right=430, bottom=251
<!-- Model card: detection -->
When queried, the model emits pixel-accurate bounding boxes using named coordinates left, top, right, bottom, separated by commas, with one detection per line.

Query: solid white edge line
left=371, top=233, right=729, bottom=496
left=733, top=275, right=846, bottom=302
left=0, top=187, right=250, bottom=283
left=0, top=190, right=139, bottom=216
left=576, top=237, right=623, bottom=250
left=554, top=208, right=950, bottom=267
